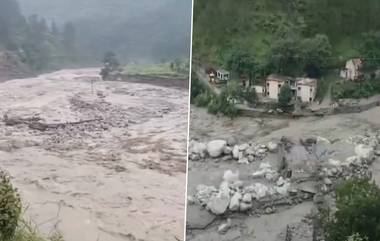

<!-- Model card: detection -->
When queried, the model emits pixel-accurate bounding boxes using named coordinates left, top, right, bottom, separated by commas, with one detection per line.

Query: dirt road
left=0, top=68, right=188, bottom=241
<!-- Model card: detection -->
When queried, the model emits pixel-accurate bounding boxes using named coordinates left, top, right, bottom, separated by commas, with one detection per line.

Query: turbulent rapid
left=0, top=68, right=188, bottom=241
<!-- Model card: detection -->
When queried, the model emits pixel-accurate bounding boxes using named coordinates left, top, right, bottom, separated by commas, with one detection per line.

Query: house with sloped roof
left=340, top=58, right=364, bottom=81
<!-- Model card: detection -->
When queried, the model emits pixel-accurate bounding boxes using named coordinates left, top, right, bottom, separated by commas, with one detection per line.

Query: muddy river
left=0, top=68, right=188, bottom=241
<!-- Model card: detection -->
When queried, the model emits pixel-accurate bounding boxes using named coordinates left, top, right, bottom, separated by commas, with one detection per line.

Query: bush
left=0, top=171, right=22, bottom=240
left=243, top=87, right=258, bottom=105
left=347, top=234, right=369, bottom=241
left=325, top=179, right=380, bottom=241
left=278, top=84, right=293, bottom=108
left=332, top=79, right=380, bottom=100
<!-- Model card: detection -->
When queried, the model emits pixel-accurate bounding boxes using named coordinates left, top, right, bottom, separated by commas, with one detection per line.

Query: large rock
left=267, top=141, right=279, bottom=152
left=229, top=192, right=242, bottom=211
left=239, top=202, right=252, bottom=212
left=227, top=137, right=238, bottom=146
left=207, top=140, right=227, bottom=157
left=223, top=146, right=232, bottom=155
left=355, top=144, right=374, bottom=161
left=245, top=183, right=270, bottom=199
left=232, top=145, right=239, bottom=159
left=195, top=185, right=218, bottom=205
left=223, top=170, right=240, bottom=184
left=186, top=205, right=216, bottom=229
left=189, top=141, right=207, bottom=155
left=207, top=192, right=231, bottom=215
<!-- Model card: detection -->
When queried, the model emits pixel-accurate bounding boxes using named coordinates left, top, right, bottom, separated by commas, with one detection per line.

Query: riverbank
left=187, top=105, right=380, bottom=241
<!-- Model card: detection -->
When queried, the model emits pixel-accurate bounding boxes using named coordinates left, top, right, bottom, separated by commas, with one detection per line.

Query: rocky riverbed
left=187, top=106, right=380, bottom=241
left=0, top=68, right=188, bottom=241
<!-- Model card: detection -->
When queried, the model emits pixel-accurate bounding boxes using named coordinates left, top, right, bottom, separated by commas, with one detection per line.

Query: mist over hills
left=18, top=0, right=192, bottom=63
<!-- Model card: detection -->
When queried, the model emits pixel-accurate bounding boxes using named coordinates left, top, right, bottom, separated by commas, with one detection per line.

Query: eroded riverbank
left=187, top=106, right=380, bottom=241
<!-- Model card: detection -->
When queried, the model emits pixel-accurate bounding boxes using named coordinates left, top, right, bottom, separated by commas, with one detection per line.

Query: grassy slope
left=123, top=62, right=188, bottom=79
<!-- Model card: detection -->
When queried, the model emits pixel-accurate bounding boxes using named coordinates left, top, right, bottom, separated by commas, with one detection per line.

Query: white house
left=265, top=75, right=294, bottom=100
left=216, top=69, right=230, bottom=81
left=261, top=74, right=317, bottom=103
left=340, top=58, right=363, bottom=81
left=295, top=78, right=317, bottom=103
left=253, top=85, right=265, bottom=96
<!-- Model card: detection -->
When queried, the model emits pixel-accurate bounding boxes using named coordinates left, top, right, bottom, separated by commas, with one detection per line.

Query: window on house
left=298, top=87, right=301, bottom=91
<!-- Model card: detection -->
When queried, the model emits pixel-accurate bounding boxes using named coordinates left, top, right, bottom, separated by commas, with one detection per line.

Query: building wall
left=253, top=85, right=264, bottom=95
left=345, top=61, right=358, bottom=80
left=297, top=85, right=316, bottom=102
left=266, top=80, right=284, bottom=100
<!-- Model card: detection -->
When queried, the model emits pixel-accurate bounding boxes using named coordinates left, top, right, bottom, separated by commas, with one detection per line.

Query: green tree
left=63, top=22, right=76, bottom=50
left=271, top=36, right=303, bottom=76
left=102, top=51, right=120, bottom=70
left=278, top=84, right=293, bottom=107
left=325, top=179, right=380, bottom=241
left=347, top=234, right=369, bottom=241
left=301, top=34, right=332, bottom=78
left=0, top=170, right=22, bottom=240
left=360, top=31, right=380, bottom=70
left=217, top=81, right=244, bottom=118
left=225, top=47, right=256, bottom=84
left=243, top=87, right=258, bottom=105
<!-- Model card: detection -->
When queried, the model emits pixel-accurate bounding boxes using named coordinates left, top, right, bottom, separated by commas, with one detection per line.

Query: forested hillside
left=18, top=0, right=192, bottom=63
left=0, top=0, right=80, bottom=74
left=193, top=0, right=380, bottom=78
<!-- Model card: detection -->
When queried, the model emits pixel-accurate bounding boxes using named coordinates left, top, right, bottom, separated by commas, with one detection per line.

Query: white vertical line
left=183, top=0, right=194, bottom=240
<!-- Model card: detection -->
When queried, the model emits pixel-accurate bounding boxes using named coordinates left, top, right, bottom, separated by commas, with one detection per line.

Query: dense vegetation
left=191, top=74, right=259, bottom=118
left=0, top=0, right=79, bottom=71
left=324, top=179, right=380, bottom=241
left=1, top=0, right=191, bottom=75
left=18, top=0, right=192, bottom=63
left=193, top=0, right=380, bottom=80
left=0, top=170, right=62, bottom=241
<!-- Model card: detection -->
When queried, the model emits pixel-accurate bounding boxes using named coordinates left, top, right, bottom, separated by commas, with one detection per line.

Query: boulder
left=229, top=192, right=242, bottom=211
left=223, top=146, right=232, bottom=155
left=267, top=141, right=279, bottom=152
left=190, top=141, right=207, bottom=155
left=238, top=158, right=249, bottom=164
left=245, top=147, right=256, bottom=156
left=186, top=205, right=216, bottom=230
left=227, top=137, right=238, bottom=146
left=195, top=185, right=218, bottom=204
left=218, top=219, right=232, bottom=234
left=355, top=144, right=374, bottom=161
left=246, top=183, right=269, bottom=199
left=232, top=145, right=239, bottom=159
left=242, top=193, right=252, bottom=203
left=239, top=143, right=249, bottom=151
left=239, top=202, right=252, bottom=212
left=207, top=140, right=227, bottom=157
left=207, top=192, right=231, bottom=215
left=248, top=155, right=255, bottom=162
left=276, top=177, right=285, bottom=186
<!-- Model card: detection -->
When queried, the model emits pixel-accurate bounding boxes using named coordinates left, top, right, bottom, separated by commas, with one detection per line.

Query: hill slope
left=18, top=0, right=192, bottom=62
left=193, top=0, right=380, bottom=68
